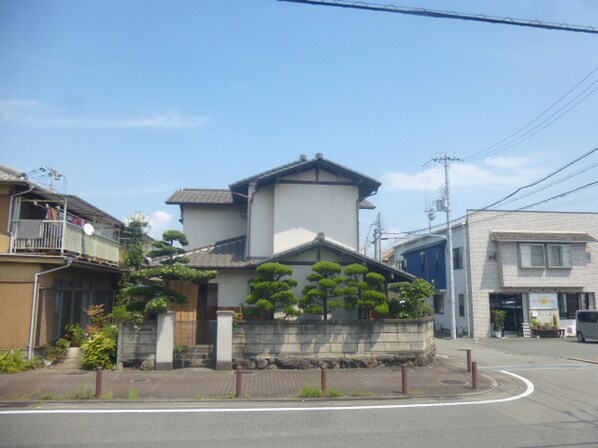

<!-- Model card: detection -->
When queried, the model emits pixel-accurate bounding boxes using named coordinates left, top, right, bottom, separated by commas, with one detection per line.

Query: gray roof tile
left=166, top=189, right=234, bottom=205
left=491, top=231, right=596, bottom=243
left=184, top=236, right=252, bottom=268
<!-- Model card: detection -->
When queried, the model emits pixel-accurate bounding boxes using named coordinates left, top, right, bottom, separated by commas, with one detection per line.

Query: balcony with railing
left=12, top=219, right=120, bottom=266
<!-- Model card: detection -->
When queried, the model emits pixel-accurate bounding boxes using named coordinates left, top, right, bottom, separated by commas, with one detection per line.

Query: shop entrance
left=489, top=293, right=524, bottom=336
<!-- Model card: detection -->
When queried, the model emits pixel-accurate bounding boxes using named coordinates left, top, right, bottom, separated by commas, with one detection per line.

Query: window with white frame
left=519, top=243, right=573, bottom=268
left=547, top=244, right=572, bottom=267
left=519, top=244, right=546, bottom=267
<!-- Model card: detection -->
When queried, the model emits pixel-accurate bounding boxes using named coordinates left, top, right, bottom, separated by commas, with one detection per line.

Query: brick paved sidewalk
left=0, top=359, right=493, bottom=402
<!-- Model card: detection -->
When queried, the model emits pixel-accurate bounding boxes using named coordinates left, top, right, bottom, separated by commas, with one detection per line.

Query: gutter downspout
left=8, top=186, right=35, bottom=254
left=27, top=258, right=73, bottom=360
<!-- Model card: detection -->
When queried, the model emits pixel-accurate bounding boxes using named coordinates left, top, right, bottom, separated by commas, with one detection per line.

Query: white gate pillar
left=156, top=311, right=176, bottom=370
left=216, top=310, right=234, bottom=370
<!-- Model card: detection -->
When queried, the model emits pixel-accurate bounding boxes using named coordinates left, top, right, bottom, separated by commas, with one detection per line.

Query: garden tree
left=388, top=278, right=435, bottom=318
left=245, top=262, right=301, bottom=319
left=148, top=229, right=190, bottom=265
left=343, top=264, right=389, bottom=318
left=299, top=261, right=345, bottom=320
left=122, top=213, right=150, bottom=270
left=117, top=229, right=217, bottom=319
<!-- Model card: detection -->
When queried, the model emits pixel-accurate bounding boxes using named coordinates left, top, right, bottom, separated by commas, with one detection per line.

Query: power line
left=280, top=0, right=598, bottom=34
left=465, top=65, right=598, bottom=161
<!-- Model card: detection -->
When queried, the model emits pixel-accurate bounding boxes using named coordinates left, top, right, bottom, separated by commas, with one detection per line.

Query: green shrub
left=65, top=323, right=87, bottom=347
left=0, top=349, right=37, bottom=373
left=81, top=326, right=118, bottom=370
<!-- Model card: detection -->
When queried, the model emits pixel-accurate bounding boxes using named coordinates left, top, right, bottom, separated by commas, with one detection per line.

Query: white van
left=576, top=310, right=598, bottom=342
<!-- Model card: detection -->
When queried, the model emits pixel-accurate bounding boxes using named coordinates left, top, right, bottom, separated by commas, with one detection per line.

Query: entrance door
left=196, top=284, right=218, bottom=344
left=489, top=293, right=523, bottom=336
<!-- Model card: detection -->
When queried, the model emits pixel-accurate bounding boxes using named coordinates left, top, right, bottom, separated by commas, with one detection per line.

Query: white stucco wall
left=210, top=270, right=254, bottom=308
left=183, top=205, right=247, bottom=248
left=248, top=185, right=274, bottom=259
left=273, top=183, right=358, bottom=254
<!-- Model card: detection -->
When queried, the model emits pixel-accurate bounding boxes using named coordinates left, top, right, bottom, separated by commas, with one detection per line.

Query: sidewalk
left=0, top=355, right=495, bottom=403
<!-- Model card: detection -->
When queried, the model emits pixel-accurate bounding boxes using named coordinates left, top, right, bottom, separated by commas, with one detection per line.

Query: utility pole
left=432, top=153, right=462, bottom=340
left=373, top=212, right=382, bottom=262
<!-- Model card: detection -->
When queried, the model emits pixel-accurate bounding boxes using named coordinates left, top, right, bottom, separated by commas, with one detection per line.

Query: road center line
left=0, top=370, right=534, bottom=415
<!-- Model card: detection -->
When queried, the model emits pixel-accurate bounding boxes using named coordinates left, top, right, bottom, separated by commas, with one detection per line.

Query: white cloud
left=148, top=211, right=174, bottom=240
left=484, top=156, right=535, bottom=169
left=382, top=158, right=547, bottom=192
left=0, top=98, right=208, bottom=129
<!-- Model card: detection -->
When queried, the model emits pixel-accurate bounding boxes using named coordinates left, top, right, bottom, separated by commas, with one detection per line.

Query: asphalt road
left=2, top=337, right=598, bottom=448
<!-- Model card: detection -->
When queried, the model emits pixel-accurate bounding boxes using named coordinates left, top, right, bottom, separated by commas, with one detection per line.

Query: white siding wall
left=467, top=210, right=598, bottom=338
left=183, top=206, right=247, bottom=248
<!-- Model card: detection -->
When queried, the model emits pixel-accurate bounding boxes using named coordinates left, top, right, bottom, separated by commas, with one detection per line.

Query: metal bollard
left=466, top=349, right=473, bottom=372
left=471, top=362, right=478, bottom=390
left=401, top=364, right=409, bottom=395
left=321, top=367, right=328, bottom=394
left=236, top=366, right=243, bottom=398
left=95, top=366, right=103, bottom=399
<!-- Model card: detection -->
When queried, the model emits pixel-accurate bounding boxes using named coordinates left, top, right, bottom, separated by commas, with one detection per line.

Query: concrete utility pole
left=432, top=153, right=462, bottom=340
left=373, top=212, right=382, bottom=262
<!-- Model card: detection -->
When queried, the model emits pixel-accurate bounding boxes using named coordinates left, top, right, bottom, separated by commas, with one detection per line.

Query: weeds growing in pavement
left=128, top=388, right=140, bottom=400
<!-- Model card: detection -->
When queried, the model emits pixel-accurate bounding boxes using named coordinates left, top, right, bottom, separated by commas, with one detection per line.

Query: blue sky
left=1, top=0, right=597, bottom=252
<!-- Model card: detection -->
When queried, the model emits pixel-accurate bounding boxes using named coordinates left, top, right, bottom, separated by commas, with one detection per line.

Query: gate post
left=216, top=310, right=235, bottom=370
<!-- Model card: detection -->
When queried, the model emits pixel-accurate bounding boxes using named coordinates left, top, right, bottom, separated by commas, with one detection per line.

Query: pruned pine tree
left=246, top=263, right=300, bottom=319
left=299, top=261, right=345, bottom=320
left=343, top=264, right=389, bottom=318
left=119, top=229, right=217, bottom=318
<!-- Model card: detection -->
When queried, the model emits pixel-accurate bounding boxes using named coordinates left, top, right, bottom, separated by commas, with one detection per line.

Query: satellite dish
left=83, top=223, right=95, bottom=236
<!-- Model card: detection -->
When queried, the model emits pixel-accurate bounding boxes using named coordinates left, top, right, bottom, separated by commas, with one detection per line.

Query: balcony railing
left=12, top=219, right=120, bottom=266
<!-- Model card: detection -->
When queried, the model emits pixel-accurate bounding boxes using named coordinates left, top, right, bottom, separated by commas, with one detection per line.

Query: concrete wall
left=119, top=321, right=157, bottom=362
left=183, top=205, right=246, bottom=248
left=232, top=318, right=434, bottom=362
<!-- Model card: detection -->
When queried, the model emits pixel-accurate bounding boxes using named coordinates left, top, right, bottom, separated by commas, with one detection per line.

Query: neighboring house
left=394, top=210, right=598, bottom=338
left=165, top=154, right=413, bottom=345
left=0, top=165, right=125, bottom=355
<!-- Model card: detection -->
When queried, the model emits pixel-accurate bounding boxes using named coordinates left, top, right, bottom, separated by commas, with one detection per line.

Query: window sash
left=453, top=247, right=463, bottom=270
left=548, top=244, right=572, bottom=267
left=520, top=244, right=545, bottom=267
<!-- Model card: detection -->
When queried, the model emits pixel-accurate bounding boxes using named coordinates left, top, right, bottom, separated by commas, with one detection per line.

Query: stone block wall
left=232, top=317, right=435, bottom=367
left=119, top=321, right=157, bottom=362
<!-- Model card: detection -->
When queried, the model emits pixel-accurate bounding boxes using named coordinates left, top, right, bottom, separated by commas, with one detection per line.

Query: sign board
left=522, top=322, right=531, bottom=338
left=529, top=292, right=558, bottom=310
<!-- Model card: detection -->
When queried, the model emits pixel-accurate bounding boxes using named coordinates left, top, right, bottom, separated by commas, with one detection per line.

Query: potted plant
left=491, top=310, right=506, bottom=337
left=174, top=345, right=191, bottom=369
left=531, top=315, right=564, bottom=338
left=64, top=323, right=87, bottom=360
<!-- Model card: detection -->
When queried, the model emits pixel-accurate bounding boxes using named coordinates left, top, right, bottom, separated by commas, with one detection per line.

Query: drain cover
left=441, top=379, right=467, bottom=385
left=130, top=379, right=150, bottom=384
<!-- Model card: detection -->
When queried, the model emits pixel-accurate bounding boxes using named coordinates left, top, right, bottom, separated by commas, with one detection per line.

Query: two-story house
left=0, top=165, right=125, bottom=357
left=395, top=210, right=598, bottom=338
left=165, top=154, right=413, bottom=345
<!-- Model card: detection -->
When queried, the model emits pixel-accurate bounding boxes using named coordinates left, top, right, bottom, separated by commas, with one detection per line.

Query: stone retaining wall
left=232, top=317, right=435, bottom=368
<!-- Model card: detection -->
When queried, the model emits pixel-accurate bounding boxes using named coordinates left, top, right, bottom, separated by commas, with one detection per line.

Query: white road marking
left=0, top=370, right=534, bottom=415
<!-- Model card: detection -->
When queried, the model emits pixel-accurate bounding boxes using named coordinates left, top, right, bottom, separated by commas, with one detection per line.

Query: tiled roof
left=183, top=236, right=252, bottom=268
left=0, top=164, right=28, bottom=182
left=265, top=234, right=415, bottom=282
left=491, top=231, right=596, bottom=243
left=166, top=189, right=234, bottom=205
left=229, top=154, right=381, bottom=202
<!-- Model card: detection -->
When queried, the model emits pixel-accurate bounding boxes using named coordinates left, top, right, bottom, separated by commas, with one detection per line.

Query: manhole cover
left=130, top=379, right=151, bottom=384
left=441, top=379, right=467, bottom=385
